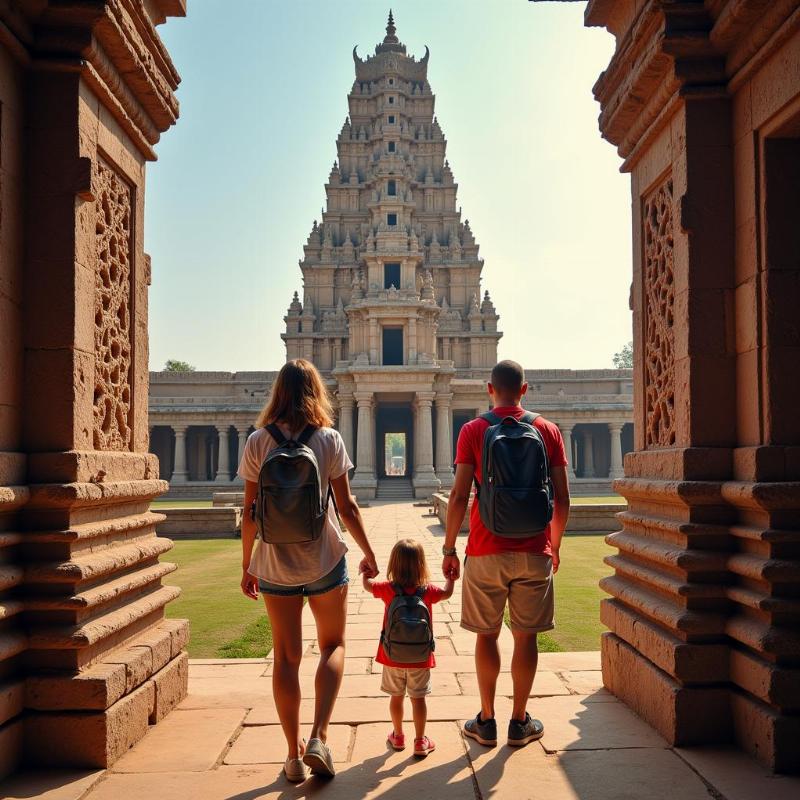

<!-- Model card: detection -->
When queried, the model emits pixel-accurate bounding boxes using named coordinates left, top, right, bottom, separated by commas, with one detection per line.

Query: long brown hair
left=387, top=538, right=430, bottom=589
left=255, top=359, right=334, bottom=432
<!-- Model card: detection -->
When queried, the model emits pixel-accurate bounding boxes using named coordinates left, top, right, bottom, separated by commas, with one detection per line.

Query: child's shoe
left=387, top=731, right=406, bottom=750
left=413, top=736, right=436, bottom=757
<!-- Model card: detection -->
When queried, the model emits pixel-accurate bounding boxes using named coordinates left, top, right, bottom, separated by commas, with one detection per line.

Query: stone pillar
left=172, top=424, right=189, bottom=483
left=434, top=392, right=454, bottom=488
left=608, top=422, right=624, bottom=480
left=413, top=391, right=441, bottom=499
left=560, top=424, right=576, bottom=481
left=338, top=395, right=355, bottom=462
left=369, top=316, right=379, bottom=364
left=233, top=427, right=248, bottom=483
left=408, top=317, right=417, bottom=364
left=583, top=430, right=595, bottom=478
left=4, top=1, right=189, bottom=774
left=351, top=391, right=376, bottom=499
left=215, top=425, right=231, bottom=483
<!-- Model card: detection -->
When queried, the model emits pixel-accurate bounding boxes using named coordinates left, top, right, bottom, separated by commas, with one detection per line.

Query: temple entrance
left=375, top=405, right=413, bottom=480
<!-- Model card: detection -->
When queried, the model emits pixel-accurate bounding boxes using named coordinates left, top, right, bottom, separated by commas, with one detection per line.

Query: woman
left=238, top=359, right=377, bottom=783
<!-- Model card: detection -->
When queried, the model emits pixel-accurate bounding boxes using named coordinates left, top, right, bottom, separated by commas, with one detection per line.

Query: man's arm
left=550, top=465, right=570, bottom=573
left=442, top=462, right=474, bottom=579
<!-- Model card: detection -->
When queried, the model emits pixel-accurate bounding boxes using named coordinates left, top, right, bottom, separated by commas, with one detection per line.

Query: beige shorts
left=461, top=552, right=554, bottom=635
left=380, top=665, right=432, bottom=698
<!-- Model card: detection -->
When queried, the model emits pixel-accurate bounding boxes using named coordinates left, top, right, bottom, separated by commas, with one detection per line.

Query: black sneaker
left=463, top=712, right=498, bottom=747
left=507, top=713, right=544, bottom=747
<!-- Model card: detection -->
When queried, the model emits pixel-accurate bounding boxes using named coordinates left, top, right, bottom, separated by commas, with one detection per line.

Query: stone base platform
left=155, top=508, right=242, bottom=539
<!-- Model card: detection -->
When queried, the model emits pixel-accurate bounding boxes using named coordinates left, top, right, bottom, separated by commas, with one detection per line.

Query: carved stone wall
left=642, top=177, right=675, bottom=448
left=93, top=160, right=133, bottom=451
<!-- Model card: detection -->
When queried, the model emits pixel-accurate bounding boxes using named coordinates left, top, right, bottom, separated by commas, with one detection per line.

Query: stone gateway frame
left=0, top=0, right=799, bottom=783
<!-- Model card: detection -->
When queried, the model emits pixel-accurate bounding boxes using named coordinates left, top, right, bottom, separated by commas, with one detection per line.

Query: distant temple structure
left=149, top=13, right=633, bottom=499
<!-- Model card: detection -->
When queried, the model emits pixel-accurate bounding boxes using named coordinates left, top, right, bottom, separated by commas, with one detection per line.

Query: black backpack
left=476, top=411, right=554, bottom=538
left=253, top=424, right=333, bottom=544
left=380, top=585, right=435, bottom=664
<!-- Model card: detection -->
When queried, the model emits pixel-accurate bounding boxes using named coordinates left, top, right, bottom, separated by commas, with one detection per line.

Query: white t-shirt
left=237, top=424, right=353, bottom=586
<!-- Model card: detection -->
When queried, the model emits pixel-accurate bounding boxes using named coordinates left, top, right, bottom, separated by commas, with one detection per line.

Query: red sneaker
left=388, top=731, right=406, bottom=751
left=413, top=736, right=436, bottom=757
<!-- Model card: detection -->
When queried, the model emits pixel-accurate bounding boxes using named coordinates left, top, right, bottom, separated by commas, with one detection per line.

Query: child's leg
left=408, top=669, right=432, bottom=739
left=390, top=694, right=405, bottom=735
left=410, top=696, right=427, bottom=739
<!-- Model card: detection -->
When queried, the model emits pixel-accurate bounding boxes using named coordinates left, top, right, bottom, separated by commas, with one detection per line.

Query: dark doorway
left=452, top=410, right=474, bottom=461
left=384, top=262, right=400, bottom=289
left=376, top=405, right=413, bottom=479
left=382, top=327, right=403, bottom=365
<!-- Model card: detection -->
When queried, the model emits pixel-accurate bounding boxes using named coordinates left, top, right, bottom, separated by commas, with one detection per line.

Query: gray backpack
left=253, top=423, right=333, bottom=544
left=380, top=585, right=435, bottom=664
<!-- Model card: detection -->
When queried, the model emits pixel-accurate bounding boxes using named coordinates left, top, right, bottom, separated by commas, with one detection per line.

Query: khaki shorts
left=461, top=552, right=554, bottom=635
left=380, top=665, right=432, bottom=698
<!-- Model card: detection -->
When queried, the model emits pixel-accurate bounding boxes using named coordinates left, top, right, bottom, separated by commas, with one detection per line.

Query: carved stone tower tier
left=282, top=12, right=502, bottom=500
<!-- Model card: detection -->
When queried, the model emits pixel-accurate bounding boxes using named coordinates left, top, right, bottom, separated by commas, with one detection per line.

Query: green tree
left=163, top=359, right=196, bottom=372
left=612, top=341, right=633, bottom=369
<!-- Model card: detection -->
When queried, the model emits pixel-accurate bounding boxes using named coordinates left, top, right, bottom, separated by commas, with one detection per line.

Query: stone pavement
left=3, top=502, right=799, bottom=800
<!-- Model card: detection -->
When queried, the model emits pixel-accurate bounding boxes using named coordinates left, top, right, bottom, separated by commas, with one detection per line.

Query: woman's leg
left=264, top=593, right=305, bottom=759
left=307, top=583, right=348, bottom=743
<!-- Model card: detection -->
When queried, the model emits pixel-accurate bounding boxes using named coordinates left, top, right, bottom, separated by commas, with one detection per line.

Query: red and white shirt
left=454, top=405, right=567, bottom=558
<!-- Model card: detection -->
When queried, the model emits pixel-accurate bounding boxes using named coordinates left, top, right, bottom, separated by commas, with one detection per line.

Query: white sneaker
left=302, top=737, right=336, bottom=777
left=284, top=756, right=307, bottom=783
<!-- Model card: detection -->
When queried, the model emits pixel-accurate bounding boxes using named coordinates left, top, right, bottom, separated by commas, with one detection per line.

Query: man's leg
left=476, top=631, right=501, bottom=721
left=510, top=629, right=538, bottom=720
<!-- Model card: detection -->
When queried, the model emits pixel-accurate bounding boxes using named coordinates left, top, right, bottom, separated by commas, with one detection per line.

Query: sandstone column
left=413, top=391, right=441, bottom=498
left=237, top=427, right=248, bottom=465
left=10, top=1, right=189, bottom=773
left=583, top=430, right=595, bottom=478
left=215, top=425, right=231, bottom=483
left=338, top=395, right=355, bottom=462
left=608, top=422, right=624, bottom=480
left=351, top=391, right=377, bottom=499
left=408, top=317, right=417, bottom=364
left=369, top=316, right=379, bottom=364
left=171, top=425, right=188, bottom=483
left=560, top=424, right=576, bottom=481
left=434, top=392, right=454, bottom=488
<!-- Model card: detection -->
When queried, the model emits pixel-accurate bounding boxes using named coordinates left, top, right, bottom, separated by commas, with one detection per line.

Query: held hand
left=552, top=548, right=560, bottom=574
left=240, top=569, right=259, bottom=600
left=442, top=554, right=461, bottom=581
left=359, top=554, right=379, bottom=579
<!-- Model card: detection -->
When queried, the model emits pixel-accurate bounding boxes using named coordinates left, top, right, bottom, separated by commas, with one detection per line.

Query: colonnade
left=559, top=421, right=629, bottom=481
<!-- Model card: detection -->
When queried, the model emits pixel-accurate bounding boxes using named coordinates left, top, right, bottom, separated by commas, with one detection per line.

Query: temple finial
left=384, top=9, right=398, bottom=43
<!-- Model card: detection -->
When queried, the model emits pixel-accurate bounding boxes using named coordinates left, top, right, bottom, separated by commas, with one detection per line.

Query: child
left=363, top=538, right=454, bottom=757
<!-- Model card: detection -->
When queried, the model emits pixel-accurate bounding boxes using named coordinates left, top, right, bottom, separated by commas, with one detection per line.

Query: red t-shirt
left=370, top=581, right=445, bottom=668
left=454, top=405, right=567, bottom=557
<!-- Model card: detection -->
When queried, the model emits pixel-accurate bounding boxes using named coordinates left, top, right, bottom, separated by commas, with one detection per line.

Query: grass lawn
left=152, top=499, right=213, bottom=509
left=505, top=534, right=612, bottom=652
left=164, top=539, right=271, bottom=658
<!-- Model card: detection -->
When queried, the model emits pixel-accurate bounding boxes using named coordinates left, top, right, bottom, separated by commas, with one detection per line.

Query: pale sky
left=145, top=0, right=631, bottom=372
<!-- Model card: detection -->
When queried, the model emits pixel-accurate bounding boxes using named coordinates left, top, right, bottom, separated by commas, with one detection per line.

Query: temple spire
left=384, top=9, right=398, bottom=44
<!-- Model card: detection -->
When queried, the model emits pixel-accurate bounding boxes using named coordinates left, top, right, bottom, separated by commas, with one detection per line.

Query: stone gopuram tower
left=283, top=13, right=501, bottom=500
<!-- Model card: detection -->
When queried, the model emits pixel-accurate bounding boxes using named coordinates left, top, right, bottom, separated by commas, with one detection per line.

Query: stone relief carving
left=93, top=160, right=133, bottom=451
left=643, top=176, right=676, bottom=448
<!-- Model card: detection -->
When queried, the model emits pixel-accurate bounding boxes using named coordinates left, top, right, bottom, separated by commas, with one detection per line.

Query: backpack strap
left=481, top=411, right=502, bottom=426
left=265, top=423, right=287, bottom=445
left=415, top=587, right=426, bottom=599
left=390, top=583, right=404, bottom=597
left=297, top=424, right=318, bottom=446
left=520, top=411, right=540, bottom=424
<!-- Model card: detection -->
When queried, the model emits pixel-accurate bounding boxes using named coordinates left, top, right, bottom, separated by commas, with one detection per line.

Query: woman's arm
left=330, top=471, right=378, bottom=578
left=240, top=480, right=259, bottom=600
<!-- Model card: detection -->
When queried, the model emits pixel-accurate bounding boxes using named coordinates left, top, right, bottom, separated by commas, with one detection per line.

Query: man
left=442, top=359, right=570, bottom=747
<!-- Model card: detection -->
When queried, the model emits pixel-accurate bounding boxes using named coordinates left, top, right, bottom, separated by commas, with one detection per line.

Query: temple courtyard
left=3, top=502, right=798, bottom=800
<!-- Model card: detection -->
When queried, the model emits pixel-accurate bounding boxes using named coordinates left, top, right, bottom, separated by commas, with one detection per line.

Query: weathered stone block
left=150, top=651, right=189, bottom=723
left=24, top=679, right=155, bottom=768
left=25, top=662, right=126, bottom=711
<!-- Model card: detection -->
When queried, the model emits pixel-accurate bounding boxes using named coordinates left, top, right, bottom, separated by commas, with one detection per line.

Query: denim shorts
left=258, top=555, right=349, bottom=597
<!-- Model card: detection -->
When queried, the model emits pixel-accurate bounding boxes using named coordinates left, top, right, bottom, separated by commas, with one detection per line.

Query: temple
left=148, top=13, right=634, bottom=500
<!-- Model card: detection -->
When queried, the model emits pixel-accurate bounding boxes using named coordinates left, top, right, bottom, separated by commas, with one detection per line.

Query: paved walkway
left=4, top=502, right=800, bottom=800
